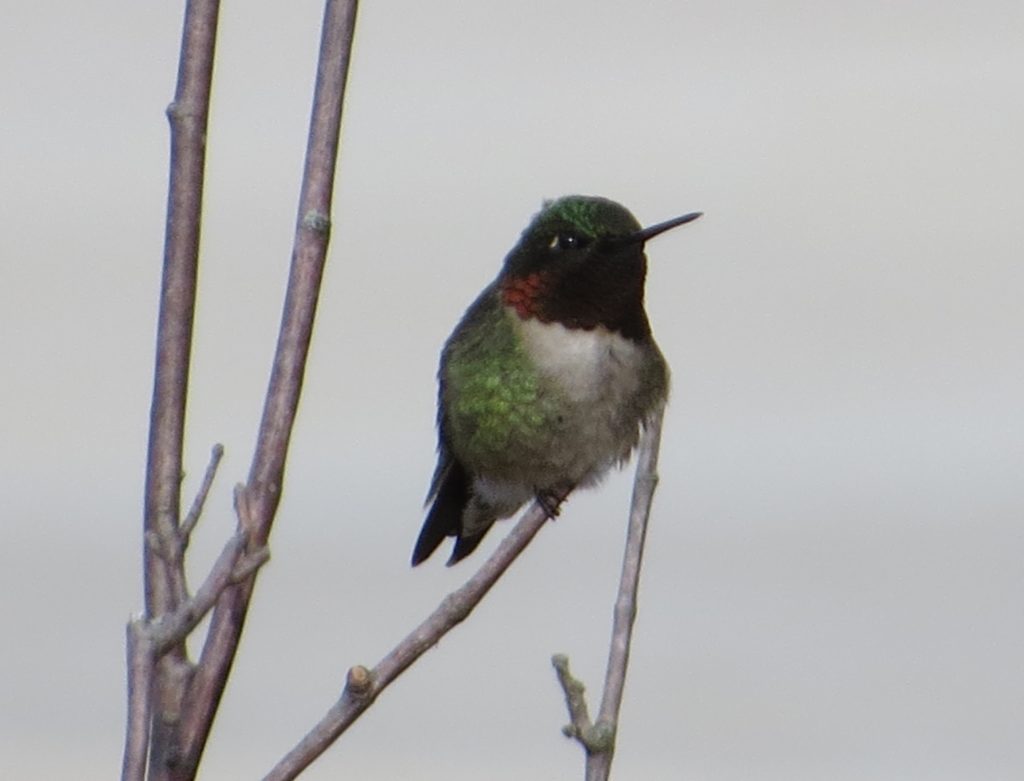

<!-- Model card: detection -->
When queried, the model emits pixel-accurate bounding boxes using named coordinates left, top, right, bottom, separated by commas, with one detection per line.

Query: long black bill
left=600, top=211, right=703, bottom=250
left=633, top=211, right=703, bottom=243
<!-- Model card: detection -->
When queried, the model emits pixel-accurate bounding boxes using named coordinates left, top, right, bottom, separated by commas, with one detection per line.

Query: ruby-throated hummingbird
left=412, top=195, right=702, bottom=566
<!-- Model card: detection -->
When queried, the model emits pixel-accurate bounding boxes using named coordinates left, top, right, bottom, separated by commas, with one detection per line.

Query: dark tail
left=446, top=519, right=489, bottom=565
left=412, top=459, right=471, bottom=566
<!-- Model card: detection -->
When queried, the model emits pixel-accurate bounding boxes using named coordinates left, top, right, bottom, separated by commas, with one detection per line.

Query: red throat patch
left=500, top=272, right=549, bottom=320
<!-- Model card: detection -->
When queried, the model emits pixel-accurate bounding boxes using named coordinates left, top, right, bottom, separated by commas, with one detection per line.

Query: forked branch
left=554, top=405, right=666, bottom=781
left=127, top=0, right=221, bottom=778
left=170, top=1, right=360, bottom=775
left=124, top=1, right=359, bottom=779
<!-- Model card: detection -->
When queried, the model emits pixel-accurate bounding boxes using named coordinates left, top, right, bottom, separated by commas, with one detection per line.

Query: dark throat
left=500, top=258, right=651, bottom=341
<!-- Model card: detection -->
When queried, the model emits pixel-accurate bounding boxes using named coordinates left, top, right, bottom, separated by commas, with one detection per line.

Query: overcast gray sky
left=2, top=1, right=1022, bottom=779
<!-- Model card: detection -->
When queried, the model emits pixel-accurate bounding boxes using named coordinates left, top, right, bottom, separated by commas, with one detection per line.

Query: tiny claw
left=536, top=490, right=568, bottom=519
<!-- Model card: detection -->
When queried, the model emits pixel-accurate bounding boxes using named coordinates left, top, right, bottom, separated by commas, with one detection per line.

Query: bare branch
left=138, top=1, right=221, bottom=778
left=171, top=2, right=361, bottom=775
left=144, top=0, right=220, bottom=623
left=122, top=533, right=267, bottom=781
left=555, top=405, right=667, bottom=781
left=551, top=655, right=612, bottom=752
left=121, top=620, right=155, bottom=781
left=150, top=534, right=246, bottom=655
left=263, top=498, right=558, bottom=781
left=231, top=546, right=272, bottom=583
left=233, top=481, right=258, bottom=537
left=181, top=443, right=225, bottom=542
left=596, top=406, right=665, bottom=715
left=125, top=535, right=270, bottom=781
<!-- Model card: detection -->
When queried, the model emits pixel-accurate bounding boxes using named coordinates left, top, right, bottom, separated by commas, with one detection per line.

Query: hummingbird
left=411, top=195, right=701, bottom=566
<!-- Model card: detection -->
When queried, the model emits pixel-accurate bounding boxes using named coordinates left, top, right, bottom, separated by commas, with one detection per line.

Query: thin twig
left=595, top=407, right=664, bottom=714
left=263, top=498, right=559, bottom=781
left=552, top=655, right=611, bottom=751
left=171, top=2, right=361, bottom=775
left=150, top=534, right=248, bottom=655
left=554, top=405, right=667, bottom=781
left=181, top=443, right=225, bottom=542
left=135, top=2, right=221, bottom=779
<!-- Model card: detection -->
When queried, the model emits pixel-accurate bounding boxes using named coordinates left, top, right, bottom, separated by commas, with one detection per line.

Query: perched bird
left=412, top=195, right=701, bottom=566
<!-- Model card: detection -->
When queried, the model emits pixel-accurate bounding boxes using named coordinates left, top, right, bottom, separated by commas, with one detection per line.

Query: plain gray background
left=2, top=1, right=1021, bottom=778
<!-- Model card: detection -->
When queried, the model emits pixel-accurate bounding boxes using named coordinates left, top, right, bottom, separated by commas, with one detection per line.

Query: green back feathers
left=442, top=297, right=557, bottom=461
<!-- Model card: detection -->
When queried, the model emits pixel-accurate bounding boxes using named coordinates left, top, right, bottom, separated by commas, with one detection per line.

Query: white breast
left=514, top=316, right=645, bottom=405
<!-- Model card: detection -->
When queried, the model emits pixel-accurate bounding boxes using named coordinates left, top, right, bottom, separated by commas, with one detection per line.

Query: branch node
left=148, top=533, right=250, bottom=655
left=440, top=592, right=472, bottom=624
left=145, top=524, right=184, bottom=568
left=583, top=721, right=616, bottom=753
left=233, top=483, right=257, bottom=535
left=552, top=652, right=602, bottom=752
left=145, top=530, right=166, bottom=558
left=231, top=546, right=271, bottom=583
left=301, top=210, right=331, bottom=234
left=344, top=665, right=373, bottom=701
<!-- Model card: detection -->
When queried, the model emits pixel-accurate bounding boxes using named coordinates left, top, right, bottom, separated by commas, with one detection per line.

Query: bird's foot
left=536, top=487, right=572, bottom=520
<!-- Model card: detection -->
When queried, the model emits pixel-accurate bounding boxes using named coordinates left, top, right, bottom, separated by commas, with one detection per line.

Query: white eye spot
left=549, top=233, right=588, bottom=251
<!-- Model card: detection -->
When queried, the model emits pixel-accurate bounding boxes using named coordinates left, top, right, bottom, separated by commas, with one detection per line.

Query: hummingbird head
left=499, top=195, right=702, bottom=341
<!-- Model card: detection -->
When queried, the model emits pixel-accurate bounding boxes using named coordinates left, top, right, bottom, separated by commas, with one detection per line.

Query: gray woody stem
left=172, top=1, right=360, bottom=776
left=124, top=449, right=268, bottom=781
left=124, top=1, right=358, bottom=778
left=263, top=498, right=561, bottom=781
left=133, top=0, right=220, bottom=778
left=555, top=404, right=666, bottom=781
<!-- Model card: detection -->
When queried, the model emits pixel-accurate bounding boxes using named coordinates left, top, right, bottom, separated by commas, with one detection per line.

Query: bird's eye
left=548, top=233, right=590, bottom=251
